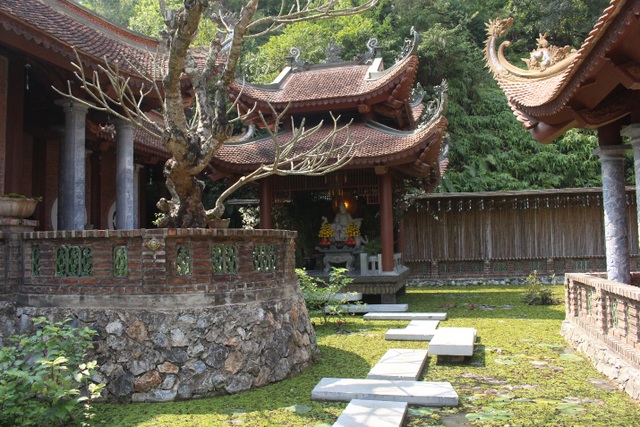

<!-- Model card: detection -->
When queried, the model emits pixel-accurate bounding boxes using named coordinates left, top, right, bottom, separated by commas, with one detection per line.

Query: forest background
left=74, top=0, right=622, bottom=194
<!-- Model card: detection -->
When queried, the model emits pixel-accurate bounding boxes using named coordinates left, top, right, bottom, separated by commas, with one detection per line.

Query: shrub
left=0, top=317, right=104, bottom=427
left=523, top=271, right=557, bottom=305
left=296, top=267, right=359, bottom=325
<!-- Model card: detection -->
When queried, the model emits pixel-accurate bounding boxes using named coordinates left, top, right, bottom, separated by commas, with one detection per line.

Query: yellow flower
left=345, top=222, right=360, bottom=237
left=319, top=223, right=334, bottom=238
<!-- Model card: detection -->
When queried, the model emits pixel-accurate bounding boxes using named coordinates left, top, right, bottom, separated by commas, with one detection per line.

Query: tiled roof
left=0, top=0, right=161, bottom=73
left=484, top=0, right=636, bottom=118
left=229, top=55, right=419, bottom=108
left=211, top=116, right=448, bottom=177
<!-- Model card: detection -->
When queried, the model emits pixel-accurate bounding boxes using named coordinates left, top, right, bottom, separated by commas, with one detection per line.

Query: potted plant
left=0, top=193, right=41, bottom=219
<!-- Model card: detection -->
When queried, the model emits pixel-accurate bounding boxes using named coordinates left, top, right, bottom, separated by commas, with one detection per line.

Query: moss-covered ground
left=93, top=284, right=640, bottom=426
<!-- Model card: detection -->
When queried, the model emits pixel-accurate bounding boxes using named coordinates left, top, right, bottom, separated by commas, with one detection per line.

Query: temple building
left=0, top=1, right=449, bottom=301
left=485, top=0, right=640, bottom=398
left=214, top=35, right=449, bottom=279
left=1, top=0, right=166, bottom=231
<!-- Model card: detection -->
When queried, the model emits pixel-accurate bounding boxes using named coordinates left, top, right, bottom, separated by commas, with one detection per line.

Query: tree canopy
left=75, top=0, right=626, bottom=194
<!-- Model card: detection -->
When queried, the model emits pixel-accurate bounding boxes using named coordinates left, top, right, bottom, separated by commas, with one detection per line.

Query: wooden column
left=378, top=167, right=394, bottom=272
left=5, top=57, right=25, bottom=194
left=259, top=176, right=273, bottom=229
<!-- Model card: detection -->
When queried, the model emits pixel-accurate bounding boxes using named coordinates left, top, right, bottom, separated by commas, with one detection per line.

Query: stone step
left=329, top=292, right=363, bottom=302
left=312, top=378, right=459, bottom=406
left=384, top=320, right=439, bottom=341
left=325, top=303, right=409, bottom=314
left=333, top=399, right=408, bottom=427
left=367, top=348, right=429, bottom=380
left=429, top=327, right=477, bottom=357
left=364, top=312, right=447, bottom=321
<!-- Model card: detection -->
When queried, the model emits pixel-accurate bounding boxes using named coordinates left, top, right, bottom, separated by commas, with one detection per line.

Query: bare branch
left=207, top=110, right=364, bottom=219
left=52, top=49, right=163, bottom=140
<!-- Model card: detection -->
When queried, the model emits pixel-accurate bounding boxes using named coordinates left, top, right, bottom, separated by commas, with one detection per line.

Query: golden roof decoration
left=484, top=17, right=578, bottom=80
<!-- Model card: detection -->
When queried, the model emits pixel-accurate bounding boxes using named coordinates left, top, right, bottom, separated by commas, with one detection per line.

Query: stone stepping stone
left=385, top=320, right=439, bottom=341
left=312, top=378, right=458, bottom=406
left=329, top=292, right=363, bottom=302
left=325, top=303, right=408, bottom=314
left=429, top=327, right=477, bottom=358
left=367, top=348, right=429, bottom=380
left=364, top=312, right=447, bottom=321
left=333, top=399, right=407, bottom=427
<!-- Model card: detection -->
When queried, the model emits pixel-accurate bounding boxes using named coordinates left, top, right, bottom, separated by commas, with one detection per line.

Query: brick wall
left=18, top=228, right=297, bottom=307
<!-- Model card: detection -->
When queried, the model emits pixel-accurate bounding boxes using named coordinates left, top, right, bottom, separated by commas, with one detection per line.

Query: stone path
left=364, top=312, right=447, bottom=320
left=429, top=327, right=477, bottom=359
left=312, top=378, right=459, bottom=406
left=384, top=320, right=439, bottom=341
left=326, top=303, right=409, bottom=313
left=313, top=308, right=479, bottom=426
left=367, top=348, right=429, bottom=380
left=332, top=399, right=407, bottom=427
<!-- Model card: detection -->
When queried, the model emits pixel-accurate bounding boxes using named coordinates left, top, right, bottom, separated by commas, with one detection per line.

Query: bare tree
left=58, top=0, right=377, bottom=228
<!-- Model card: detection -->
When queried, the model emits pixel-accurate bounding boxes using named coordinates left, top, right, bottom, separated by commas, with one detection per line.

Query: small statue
left=332, top=203, right=354, bottom=242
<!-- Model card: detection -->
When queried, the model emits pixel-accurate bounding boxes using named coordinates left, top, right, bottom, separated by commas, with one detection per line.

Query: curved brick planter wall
left=0, top=229, right=319, bottom=402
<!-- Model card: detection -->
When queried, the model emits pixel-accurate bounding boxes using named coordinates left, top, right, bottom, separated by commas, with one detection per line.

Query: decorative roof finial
left=396, top=27, right=419, bottom=63
left=287, top=47, right=312, bottom=72
left=325, top=38, right=342, bottom=64
left=418, top=79, right=448, bottom=129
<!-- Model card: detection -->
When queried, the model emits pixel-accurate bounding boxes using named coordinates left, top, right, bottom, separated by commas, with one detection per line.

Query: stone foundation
left=561, top=320, right=640, bottom=399
left=0, top=292, right=318, bottom=402
left=0, top=228, right=320, bottom=403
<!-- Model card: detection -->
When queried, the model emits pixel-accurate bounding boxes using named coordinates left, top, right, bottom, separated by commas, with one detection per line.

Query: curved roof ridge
left=229, top=55, right=418, bottom=106
left=48, top=0, right=159, bottom=48
left=484, top=0, right=630, bottom=114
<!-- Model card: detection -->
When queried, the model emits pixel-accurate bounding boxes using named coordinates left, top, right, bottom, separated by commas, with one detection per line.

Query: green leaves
left=0, top=317, right=104, bottom=427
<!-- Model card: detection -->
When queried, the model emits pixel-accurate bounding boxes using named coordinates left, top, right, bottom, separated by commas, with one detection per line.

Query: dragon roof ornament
left=418, top=79, right=448, bottom=130
left=484, top=17, right=578, bottom=80
left=396, top=27, right=420, bottom=64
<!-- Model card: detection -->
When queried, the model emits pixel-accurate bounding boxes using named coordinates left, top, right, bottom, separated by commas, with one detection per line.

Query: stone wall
left=0, top=292, right=318, bottom=402
left=563, top=273, right=640, bottom=400
left=0, top=228, right=320, bottom=402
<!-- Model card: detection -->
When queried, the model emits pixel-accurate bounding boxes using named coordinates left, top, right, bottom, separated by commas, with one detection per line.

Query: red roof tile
left=230, top=55, right=419, bottom=108
left=212, top=116, right=447, bottom=177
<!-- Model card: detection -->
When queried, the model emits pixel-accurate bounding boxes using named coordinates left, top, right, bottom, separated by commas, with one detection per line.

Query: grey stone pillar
left=595, top=145, right=631, bottom=284
left=115, top=119, right=135, bottom=230
left=134, top=164, right=143, bottom=228
left=56, top=100, right=89, bottom=231
left=623, top=124, right=640, bottom=252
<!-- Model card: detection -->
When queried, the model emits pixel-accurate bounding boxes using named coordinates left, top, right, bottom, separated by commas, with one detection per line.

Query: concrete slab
left=384, top=320, right=439, bottom=341
left=429, top=327, right=477, bottom=356
left=333, top=399, right=407, bottom=427
left=329, top=292, right=363, bottom=302
left=367, top=348, right=429, bottom=380
left=364, top=312, right=447, bottom=321
left=325, top=304, right=409, bottom=314
left=312, top=378, right=459, bottom=406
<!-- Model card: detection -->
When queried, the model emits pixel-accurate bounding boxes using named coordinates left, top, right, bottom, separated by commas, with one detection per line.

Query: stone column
left=56, top=100, right=89, bottom=231
left=115, top=119, right=135, bottom=230
left=595, top=144, right=630, bottom=284
left=623, top=124, right=640, bottom=252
